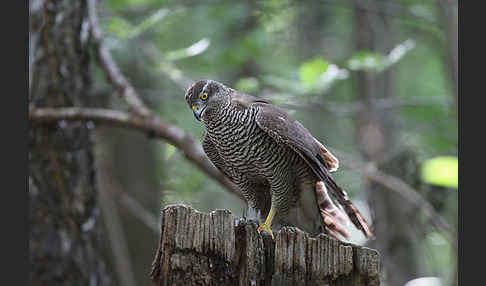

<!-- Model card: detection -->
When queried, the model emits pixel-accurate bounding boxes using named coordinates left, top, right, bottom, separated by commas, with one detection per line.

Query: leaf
left=298, top=58, right=329, bottom=90
left=165, top=143, right=176, bottom=160
left=421, top=156, right=458, bottom=189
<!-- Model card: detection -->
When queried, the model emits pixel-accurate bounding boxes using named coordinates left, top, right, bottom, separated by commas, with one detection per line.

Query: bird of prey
left=185, top=79, right=374, bottom=240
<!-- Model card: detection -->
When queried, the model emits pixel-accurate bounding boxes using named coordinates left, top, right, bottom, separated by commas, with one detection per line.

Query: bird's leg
left=257, top=206, right=275, bottom=239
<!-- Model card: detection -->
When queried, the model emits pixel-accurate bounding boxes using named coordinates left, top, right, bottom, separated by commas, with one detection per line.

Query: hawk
left=185, top=79, right=374, bottom=240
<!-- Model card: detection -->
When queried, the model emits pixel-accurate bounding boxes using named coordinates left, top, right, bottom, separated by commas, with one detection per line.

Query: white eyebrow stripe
left=201, top=81, right=210, bottom=95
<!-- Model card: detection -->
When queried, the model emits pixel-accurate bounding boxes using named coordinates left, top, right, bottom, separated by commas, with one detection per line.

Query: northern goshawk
left=185, top=79, right=374, bottom=240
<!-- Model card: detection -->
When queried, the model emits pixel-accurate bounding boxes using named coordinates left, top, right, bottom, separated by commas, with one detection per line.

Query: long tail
left=315, top=181, right=350, bottom=240
left=324, top=176, right=375, bottom=239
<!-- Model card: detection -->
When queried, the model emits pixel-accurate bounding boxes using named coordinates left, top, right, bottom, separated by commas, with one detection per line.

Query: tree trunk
left=29, top=0, right=112, bottom=284
left=352, top=3, right=429, bottom=285
left=151, top=205, right=380, bottom=286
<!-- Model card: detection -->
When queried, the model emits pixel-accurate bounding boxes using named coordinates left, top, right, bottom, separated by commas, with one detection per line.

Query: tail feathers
left=315, top=181, right=350, bottom=240
left=324, top=176, right=375, bottom=239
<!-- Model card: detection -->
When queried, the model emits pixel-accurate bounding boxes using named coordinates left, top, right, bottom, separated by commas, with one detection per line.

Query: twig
left=29, top=107, right=455, bottom=246
left=29, top=107, right=241, bottom=198
left=85, top=0, right=240, bottom=197
left=337, top=152, right=457, bottom=249
left=38, top=0, right=456, bottom=252
left=30, top=106, right=456, bottom=249
left=116, top=190, right=161, bottom=234
left=87, top=0, right=152, bottom=117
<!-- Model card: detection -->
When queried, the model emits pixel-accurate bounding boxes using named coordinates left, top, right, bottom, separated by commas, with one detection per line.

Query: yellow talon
left=257, top=207, right=276, bottom=239
left=257, top=222, right=274, bottom=239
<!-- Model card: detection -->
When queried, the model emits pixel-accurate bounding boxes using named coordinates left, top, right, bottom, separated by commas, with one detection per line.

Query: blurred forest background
left=29, top=0, right=458, bottom=285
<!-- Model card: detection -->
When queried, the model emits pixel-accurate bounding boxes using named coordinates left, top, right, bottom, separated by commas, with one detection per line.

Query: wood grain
left=151, top=204, right=380, bottom=285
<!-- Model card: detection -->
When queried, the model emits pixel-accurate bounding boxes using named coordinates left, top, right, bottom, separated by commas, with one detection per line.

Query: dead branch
left=87, top=0, right=152, bottom=117
left=29, top=107, right=240, bottom=198
left=338, top=152, right=457, bottom=249
left=29, top=106, right=456, bottom=248
left=31, top=0, right=454, bottom=255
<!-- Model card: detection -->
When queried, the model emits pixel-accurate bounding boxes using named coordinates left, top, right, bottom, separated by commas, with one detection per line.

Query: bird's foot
left=257, top=222, right=274, bottom=239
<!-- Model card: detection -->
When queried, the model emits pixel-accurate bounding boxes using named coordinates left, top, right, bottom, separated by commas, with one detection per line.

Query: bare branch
left=78, top=0, right=243, bottom=202
left=87, top=0, right=152, bottom=117
left=116, top=191, right=161, bottom=234
left=29, top=107, right=241, bottom=198
left=366, top=168, right=456, bottom=245
left=337, top=152, right=457, bottom=249
left=37, top=0, right=455, bottom=253
left=30, top=107, right=456, bottom=248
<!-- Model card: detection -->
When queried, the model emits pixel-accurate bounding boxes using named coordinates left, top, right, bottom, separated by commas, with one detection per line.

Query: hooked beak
left=192, top=104, right=206, bottom=121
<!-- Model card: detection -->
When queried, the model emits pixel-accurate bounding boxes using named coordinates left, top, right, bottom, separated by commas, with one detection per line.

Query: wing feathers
left=314, top=139, right=339, bottom=172
left=252, top=101, right=374, bottom=239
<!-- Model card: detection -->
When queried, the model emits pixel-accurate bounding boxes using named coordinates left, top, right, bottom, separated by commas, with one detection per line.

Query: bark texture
left=29, top=0, right=112, bottom=284
left=151, top=205, right=380, bottom=286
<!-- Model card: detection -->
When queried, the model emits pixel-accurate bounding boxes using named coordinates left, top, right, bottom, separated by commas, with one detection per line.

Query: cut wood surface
left=151, top=204, right=380, bottom=286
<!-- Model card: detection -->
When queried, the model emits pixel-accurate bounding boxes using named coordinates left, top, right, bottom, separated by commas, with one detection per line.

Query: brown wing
left=230, top=91, right=339, bottom=171
left=252, top=102, right=338, bottom=173
left=252, top=101, right=374, bottom=239
left=314, top=139, right=339, bottom=172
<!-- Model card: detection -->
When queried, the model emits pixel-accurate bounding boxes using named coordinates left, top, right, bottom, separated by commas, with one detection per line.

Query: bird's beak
left=192, top=104, right=205, bottom=121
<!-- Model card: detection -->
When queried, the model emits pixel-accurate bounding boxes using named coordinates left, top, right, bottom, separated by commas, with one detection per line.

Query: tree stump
left=150, top=204, right=380, bottom=286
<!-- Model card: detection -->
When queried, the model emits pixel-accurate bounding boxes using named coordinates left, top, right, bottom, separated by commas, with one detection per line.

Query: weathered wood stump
left=150, top=204, right=380, bottom=286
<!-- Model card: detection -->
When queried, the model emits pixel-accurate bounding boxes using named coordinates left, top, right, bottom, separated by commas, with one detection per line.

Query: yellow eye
left=200, top=93, right=208, bottom=100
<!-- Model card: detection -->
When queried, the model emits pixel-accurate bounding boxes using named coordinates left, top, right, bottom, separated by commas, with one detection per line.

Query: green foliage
left=421, top=156, right=458, bottom=189
left=109, top=0, right=165, bottom=11
left=299, top=58, right=329, bottom=91
left=395, top=42, right=457, bottom=156
left=106, top=8, right=169, bottom=39
left=99, top=1, right=458, bottom=284
left=257, top=0, right=295, bottom=34
left=106, top=16, right=135, bottom=39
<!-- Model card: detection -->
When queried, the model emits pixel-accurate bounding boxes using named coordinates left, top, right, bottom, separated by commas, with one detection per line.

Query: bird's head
left=184, top=79, right=230, bottom=121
